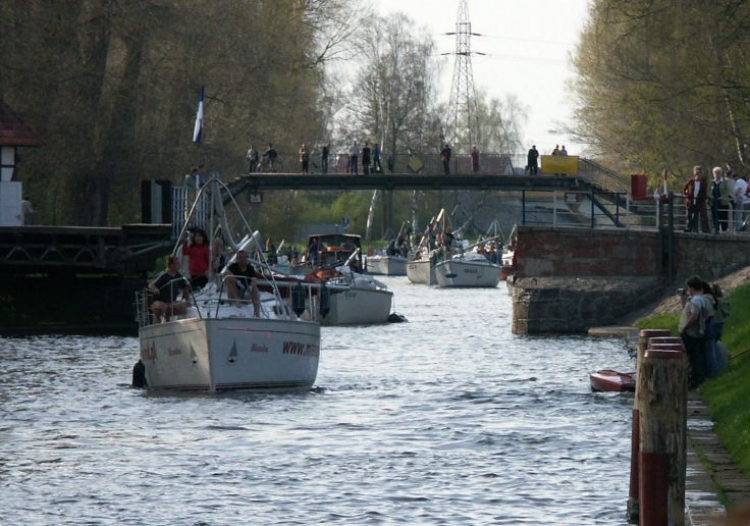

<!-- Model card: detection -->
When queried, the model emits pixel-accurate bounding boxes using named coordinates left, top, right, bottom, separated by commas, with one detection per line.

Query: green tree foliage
left=572, top=0, right=750, bottom=188
left=0, top=0, right=351, bottom=226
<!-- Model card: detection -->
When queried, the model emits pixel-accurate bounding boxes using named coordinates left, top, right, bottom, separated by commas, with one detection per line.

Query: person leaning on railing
left=147, top=256, right=191, bottom=323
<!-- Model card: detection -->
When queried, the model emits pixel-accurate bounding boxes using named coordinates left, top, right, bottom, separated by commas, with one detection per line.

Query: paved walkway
left=685, top=392, right=750, bottom=525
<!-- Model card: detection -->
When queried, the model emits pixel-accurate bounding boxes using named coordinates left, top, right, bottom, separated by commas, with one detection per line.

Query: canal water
left=1, top=277, right=636, bottom=525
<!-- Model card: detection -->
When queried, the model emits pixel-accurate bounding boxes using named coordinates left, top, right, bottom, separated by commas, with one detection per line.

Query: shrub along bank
left=637, top=282, right=750, bottom=478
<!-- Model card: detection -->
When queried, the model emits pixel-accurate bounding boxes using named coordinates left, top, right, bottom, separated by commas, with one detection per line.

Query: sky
left=373, top=0, right=592, bottom=154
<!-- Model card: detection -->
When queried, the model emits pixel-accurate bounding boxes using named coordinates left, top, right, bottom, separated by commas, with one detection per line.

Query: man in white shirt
left=732, top=173, right=747, bottom=230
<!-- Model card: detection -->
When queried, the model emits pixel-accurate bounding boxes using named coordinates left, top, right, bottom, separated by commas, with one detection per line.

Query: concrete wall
left=511, top=226, right=750, bottom=333
left=515, top=226, right=749, bottom=282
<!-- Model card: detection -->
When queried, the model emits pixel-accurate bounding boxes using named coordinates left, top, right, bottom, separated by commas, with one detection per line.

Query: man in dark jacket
left=683, top=165, right=708, bottom=233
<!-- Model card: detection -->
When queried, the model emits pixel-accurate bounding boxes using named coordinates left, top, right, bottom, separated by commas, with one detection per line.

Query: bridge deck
left=226, top=173, right=588, bottom=193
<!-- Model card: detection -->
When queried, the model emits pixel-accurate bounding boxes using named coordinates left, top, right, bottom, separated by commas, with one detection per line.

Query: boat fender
left=132, top=359, right=147, bottom=388
left=291, top=282, right=306, bottom=317
left=319, top=282, right=331, bottom=318
left=387, top=312, right=408, bottom=323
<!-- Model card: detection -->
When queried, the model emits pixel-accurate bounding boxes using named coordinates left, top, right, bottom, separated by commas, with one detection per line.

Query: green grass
left=637, top=282, right=750, bottom=478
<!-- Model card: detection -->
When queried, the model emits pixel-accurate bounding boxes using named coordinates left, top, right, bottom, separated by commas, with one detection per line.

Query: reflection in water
left=0, top=278, right=635, bottom=524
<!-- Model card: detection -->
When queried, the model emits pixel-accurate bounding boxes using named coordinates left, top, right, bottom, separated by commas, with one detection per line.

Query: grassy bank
left=636, top=283, right=750, bottom=478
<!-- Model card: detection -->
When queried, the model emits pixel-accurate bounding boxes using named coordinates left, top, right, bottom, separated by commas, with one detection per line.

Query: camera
left=677, top=287, right=686, bottom=296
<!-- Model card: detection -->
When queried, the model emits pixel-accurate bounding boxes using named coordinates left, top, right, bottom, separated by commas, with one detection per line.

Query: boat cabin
left=307, top=233, right=363, bottom=269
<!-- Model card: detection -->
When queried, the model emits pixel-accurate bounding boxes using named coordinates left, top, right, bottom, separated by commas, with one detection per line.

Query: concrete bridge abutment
left=511, top=226, right=750, bottom=334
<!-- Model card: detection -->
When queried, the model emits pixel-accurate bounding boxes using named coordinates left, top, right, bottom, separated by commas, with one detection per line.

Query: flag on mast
left=192, top=86, right=204, bottom=145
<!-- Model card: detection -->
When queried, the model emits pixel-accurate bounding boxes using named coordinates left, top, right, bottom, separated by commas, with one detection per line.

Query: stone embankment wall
left=511, top=226, right=750, bottom=334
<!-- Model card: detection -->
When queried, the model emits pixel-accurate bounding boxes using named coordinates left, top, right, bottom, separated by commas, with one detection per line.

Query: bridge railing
left=518, top=190, right=707, bottom=231
left=249, top=153, right=525, bottom=175
left=578, top=158, right=630, bottom=194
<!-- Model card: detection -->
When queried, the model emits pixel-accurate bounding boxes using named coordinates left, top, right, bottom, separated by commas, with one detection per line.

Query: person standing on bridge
left=321, top=143, right=330, bottom=174
left=732, top=172, right=748, bottom=230
left=440, top=143, right=452, bottom=175
left=471, top=146, right=480, bottom=174
left=349, top=140, right=360, bottom=175
left=362, top=142, right=372, bottom=175
left=710, top=166, right=732, bottom=234
left=527, top=145, right=539, bottom=175
left=263, top=143, right=277, bottom=172
left=246, top=145, right=259, bottom=173
left=299, top=144, right=310, bottom=174
left=373, top=143, right=383, bottom=173
left=683, top=165, right=707, bottom=233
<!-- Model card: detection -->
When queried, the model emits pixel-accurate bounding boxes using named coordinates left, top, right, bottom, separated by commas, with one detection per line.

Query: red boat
left=590, top=370, right=636, bottom=392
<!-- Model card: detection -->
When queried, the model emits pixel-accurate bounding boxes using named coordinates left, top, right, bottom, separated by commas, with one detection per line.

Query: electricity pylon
left=446, top=0, right=483, bottom=154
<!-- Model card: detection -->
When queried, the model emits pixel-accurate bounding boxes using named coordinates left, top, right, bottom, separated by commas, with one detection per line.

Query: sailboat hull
left=407, top=259, right=436, bottom=285
left=319, top=288, right=393, bottom=325
left=367, top=256, right=407, bottom=276
left=434, top=259, right=500, bottom=288
left=139, top=317, right=320, bottom=392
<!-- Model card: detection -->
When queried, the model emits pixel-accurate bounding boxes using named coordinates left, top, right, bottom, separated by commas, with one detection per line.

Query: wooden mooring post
left=628, top=329, right=671, bottom=523
left=634, top=334, right=688, bottom=525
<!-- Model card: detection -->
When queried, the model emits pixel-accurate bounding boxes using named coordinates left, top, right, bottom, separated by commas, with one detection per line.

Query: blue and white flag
left=192, top=86, right=204, bottom=145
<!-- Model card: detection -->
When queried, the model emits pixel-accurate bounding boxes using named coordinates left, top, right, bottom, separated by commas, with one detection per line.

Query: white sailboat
left=317, top=265, right=393, bottom=325
left=434, top=252, right=501, bottom=288
left=434, top=233, right=504, bottom=288
left=367, top=254, right=407, bottom=276
left=135, top=178, right=321, bottom=392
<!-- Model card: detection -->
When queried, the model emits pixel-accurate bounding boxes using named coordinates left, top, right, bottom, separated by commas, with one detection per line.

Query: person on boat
left=265, top=236, right=277, bottom=265
left=211, top=236, right=226, bottom=275
left=225, top=249, right=261, bottom=316
left=386, top=239, right=398, bottom=256
left=443, top=227, right=455, bottom=255
left=308, top=237, right=319, bottom=266
left=147, top=256, right=191, bottom=323
left=181, top=228, right=210, bottom=289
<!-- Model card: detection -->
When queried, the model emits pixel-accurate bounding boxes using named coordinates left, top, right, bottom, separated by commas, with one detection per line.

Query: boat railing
left=134, top=278, right=202, bottom=328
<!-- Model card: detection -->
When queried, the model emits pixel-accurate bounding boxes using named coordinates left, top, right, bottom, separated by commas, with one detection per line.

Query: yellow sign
left=540, top=155, right=579, bottom=175
left=407, top=155, right=424, bottom=173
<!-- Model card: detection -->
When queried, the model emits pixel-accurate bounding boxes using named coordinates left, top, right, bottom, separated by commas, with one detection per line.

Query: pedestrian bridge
left=225, top=154, right=629, bottom=197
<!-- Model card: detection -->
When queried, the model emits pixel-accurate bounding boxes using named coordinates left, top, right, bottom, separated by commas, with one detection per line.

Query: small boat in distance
left=367, top=254, right=407, bottom=276
left=367, top=221, right=410, bottom=276
left=589, top=370, right=636, bottom=392
left=435, top=252, right=500, bottom=288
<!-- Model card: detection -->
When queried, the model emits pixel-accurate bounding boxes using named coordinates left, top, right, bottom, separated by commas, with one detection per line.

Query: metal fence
left=248, top=152, right=523, bottom=176
left=520, top=190, right=750, bottom=234
left=171, top=186, right=209, bottom=238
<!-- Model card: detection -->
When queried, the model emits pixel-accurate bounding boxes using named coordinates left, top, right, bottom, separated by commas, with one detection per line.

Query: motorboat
left=589, top=370, right=636, bottom=392
left=264, top=233, right=394, bottom=325
left=135, top=179, right=321, bottom=392
left=434, top=252, right=501, bottom=288
left=367, top=254, right=407, bottom=276
left=310, top=266, right=393, bottom=326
